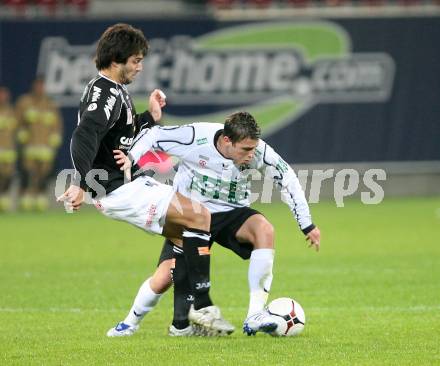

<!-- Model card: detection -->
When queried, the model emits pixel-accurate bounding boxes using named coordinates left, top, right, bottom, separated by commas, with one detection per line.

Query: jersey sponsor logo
left=104, top=95, right=117, bottom=120
left=87, top=103, right=97, bottom=111
left=91, top=86, right=101, bottom=102
left=120, top=136, right=133, bottom=146
left=36, top=23, right=394, bottom=137
left=190, top=171, right=249, bottom=204
left=196, top=137, right=208, bottom=145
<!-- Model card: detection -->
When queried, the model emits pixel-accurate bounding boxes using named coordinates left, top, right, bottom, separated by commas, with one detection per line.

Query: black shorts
left=158, top=206, right=261, bottom=264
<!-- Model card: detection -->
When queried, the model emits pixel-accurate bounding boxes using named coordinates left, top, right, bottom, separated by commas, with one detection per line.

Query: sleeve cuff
left=72, top=174, right=88, bottom=191
left=302, top=224, right=315, bottom=235
left=137, top=111, right=157, bottom=128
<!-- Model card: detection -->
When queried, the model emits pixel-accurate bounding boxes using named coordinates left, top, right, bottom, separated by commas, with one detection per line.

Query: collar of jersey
left=98, top=72, right=122, bottom=86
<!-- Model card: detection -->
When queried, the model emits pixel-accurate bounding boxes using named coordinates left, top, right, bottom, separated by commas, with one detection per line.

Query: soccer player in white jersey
left=108, top=111, right=321, bottom=337
left=57, top=23, right=232, bottom=336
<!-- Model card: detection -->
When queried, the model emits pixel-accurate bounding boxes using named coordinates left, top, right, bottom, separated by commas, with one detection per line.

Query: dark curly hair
left=95, top=23, right=149, bottom=70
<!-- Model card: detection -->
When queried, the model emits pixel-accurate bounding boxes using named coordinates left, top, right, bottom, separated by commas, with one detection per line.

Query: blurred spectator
left=15, top=77, right=63, bottom=211
left=0, top=86, right=18, bottom=212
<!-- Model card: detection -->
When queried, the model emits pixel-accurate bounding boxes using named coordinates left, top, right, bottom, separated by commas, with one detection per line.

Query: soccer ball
left=267, top=297, right=306, bottom=336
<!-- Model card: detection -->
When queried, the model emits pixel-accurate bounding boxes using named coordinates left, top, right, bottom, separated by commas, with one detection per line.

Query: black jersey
left=70, top=73, right=155, bottom=196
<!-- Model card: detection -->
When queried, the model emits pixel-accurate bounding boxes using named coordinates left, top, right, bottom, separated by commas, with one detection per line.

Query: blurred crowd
left=204, top=0, right=440, bottom=7
left=1, top=0, right=438, bottom=18
left=0, top=78, right=63, bottom=213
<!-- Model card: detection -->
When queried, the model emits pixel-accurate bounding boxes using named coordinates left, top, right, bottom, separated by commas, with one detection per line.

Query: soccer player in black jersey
left=58, top=23, right=232, bottom=336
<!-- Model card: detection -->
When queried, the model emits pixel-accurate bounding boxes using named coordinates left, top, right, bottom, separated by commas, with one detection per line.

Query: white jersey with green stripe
left=128, top=122, right=313, bottom=231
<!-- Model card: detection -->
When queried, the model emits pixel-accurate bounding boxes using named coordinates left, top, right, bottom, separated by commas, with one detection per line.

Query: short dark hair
left=223, top=112, right=261, bottom=143
left=95, top=23, right=149, bottom=70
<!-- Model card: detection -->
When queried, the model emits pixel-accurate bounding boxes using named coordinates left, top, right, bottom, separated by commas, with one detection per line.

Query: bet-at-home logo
left=37, top=21, right=395, bottom=136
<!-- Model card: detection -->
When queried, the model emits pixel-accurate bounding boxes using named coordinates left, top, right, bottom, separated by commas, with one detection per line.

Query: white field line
left=0, top=305, right=439, bottom=314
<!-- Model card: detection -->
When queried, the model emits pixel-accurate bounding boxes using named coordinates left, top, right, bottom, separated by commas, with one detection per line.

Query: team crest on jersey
left=199, top=159, right=207, bottom=167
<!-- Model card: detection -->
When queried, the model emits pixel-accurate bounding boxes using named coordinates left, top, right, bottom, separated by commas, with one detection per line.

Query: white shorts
left=94, top=176, right=175, bottom=235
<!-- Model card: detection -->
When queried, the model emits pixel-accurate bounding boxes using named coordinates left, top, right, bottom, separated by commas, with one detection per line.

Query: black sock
left=182, top=228, right=212, bottom=310
left=170, top=244, right=193, bottom=330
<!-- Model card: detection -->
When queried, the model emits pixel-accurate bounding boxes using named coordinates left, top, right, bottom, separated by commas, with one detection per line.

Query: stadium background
left=1, top=1, right=439, bottom=365
left=2, top=1, right=440, bottom=197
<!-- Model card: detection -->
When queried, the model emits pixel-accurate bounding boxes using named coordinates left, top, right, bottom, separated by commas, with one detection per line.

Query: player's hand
left=113, top=149, right=131, bottom=170
left=306, top=227, right=321, bottom=252
left=149, top=89, right=167, bottom=122
left=57, top=185, right=85, bottom=212
left=113, top=149, right=132, bottom=182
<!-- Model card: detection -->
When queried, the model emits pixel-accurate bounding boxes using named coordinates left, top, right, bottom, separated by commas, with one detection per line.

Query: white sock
left=247, top=248, right=274, bottom=318
left=123, top=278, right=162, bottom=326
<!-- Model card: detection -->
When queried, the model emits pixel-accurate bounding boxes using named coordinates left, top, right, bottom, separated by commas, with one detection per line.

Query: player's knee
left=254, top=218, right=275, bottom=248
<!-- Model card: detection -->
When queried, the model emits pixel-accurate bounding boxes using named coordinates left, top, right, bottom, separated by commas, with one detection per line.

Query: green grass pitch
left=1, top=197, right=439, bottom=365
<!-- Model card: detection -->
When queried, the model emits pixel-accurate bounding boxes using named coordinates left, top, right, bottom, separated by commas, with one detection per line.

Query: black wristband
left=302, top=224, right=316, bottom=235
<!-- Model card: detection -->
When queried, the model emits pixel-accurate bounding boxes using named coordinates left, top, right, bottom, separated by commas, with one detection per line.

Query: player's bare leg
left=106, top=261, right=173, bottom=337
left=108, top=192, right=232, bottom=337
left=107, top=192, right=208, bottom=338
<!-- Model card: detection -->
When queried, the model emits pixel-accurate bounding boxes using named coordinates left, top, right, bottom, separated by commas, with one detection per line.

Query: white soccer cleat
left=106, top=322, right=139, bottom=337
left=189, top=305, right=235, bottom=336
left=243, top=310, right=278, bottom=336
left=168, top=324, right=194, bottom=337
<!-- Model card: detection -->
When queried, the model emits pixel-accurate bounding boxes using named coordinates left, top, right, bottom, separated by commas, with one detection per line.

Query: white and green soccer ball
left=267, top=297, right=306, bottom=336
